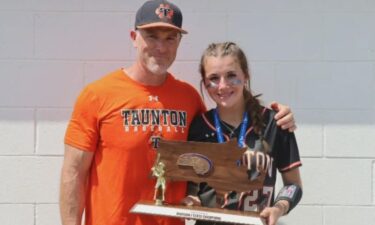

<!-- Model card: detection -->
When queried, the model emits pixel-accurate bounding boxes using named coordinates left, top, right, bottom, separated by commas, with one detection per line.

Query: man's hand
left=270, top=102, right=296, bottom=132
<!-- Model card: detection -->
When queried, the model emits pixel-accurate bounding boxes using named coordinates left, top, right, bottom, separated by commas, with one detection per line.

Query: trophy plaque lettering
left=130, top=139, right=267, bottom=225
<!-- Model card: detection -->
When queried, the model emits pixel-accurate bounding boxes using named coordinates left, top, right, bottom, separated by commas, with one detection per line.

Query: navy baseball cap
left=135, top=0, right=187, bottom=34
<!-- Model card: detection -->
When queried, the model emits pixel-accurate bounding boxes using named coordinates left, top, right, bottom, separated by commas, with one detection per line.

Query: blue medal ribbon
left=213, top=108, right=249, bottom=148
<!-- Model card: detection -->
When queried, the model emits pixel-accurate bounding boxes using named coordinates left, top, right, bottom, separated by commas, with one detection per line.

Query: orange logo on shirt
left=155, top=4, right=174, bottom=19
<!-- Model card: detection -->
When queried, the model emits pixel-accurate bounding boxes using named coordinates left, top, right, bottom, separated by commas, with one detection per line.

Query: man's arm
left=60, top=144, right=94, bottom=225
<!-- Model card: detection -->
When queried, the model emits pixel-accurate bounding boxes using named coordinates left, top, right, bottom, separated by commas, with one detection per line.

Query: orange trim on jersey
left=262, top=107, right=267, bottom=114
left=280, top=161, right=302, bottom=172
left=245, top=127, right=254, bottom=136
left=202, top=113, right=216, bottom=131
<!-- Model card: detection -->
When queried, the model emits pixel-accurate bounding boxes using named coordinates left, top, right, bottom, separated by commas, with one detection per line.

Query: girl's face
left=203, top=55, right=248, bottom=110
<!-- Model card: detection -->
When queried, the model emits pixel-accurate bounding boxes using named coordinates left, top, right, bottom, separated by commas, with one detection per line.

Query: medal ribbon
left=213, top=108, right=249, bottom=148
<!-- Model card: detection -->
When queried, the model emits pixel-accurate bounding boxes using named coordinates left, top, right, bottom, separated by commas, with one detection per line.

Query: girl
left=187, top=42, right=302, bottom=225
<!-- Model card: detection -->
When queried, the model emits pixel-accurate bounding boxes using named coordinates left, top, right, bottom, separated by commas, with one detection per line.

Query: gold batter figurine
left=151, top=153, right=166, bottom=205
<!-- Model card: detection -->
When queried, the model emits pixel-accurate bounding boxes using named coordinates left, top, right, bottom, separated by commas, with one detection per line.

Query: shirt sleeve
left=64, top=85, right=100, bottom=152
left=275, top=128, right=302, bottom=173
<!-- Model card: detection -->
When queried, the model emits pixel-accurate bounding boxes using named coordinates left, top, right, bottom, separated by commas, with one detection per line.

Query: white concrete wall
left=0, top=0, right=374, bottom=224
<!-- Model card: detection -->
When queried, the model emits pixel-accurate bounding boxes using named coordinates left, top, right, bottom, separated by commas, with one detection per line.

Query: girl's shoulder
left=188, top=109, right=216, bottom=142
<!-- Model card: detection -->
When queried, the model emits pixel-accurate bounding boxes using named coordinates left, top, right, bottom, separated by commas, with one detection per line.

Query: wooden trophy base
left=130, top=201, right=265, bottom=225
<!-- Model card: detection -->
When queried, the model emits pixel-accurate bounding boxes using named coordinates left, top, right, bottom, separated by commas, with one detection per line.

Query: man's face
left=132, top=27, right=181, bottom=75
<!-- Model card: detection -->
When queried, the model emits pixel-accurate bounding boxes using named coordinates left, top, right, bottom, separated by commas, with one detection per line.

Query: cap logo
left=155, top=4, right=174, bottom=20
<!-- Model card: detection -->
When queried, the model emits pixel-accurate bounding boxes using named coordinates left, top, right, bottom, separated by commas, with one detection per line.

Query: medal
left=213, top=108, right=249, bottom=148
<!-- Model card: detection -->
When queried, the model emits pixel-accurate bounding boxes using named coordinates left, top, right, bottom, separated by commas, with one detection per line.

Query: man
left=59, top=1, right=296, bottom=225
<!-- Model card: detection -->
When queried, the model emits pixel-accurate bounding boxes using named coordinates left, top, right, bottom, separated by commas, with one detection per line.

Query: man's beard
left=146, top=59, right=170, bottom=75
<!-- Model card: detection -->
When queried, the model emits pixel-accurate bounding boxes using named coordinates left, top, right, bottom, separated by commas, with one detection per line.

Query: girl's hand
left=180, top=195, right=201, bottom=206
left=260, top=201, right=288, bottom=225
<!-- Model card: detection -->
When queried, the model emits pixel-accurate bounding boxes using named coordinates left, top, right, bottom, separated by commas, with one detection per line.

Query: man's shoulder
left=89, top=69, right=123, bottom=86
left=167, top=73, right=197, bottom=90
left=83, top=69, right=124, bottom=92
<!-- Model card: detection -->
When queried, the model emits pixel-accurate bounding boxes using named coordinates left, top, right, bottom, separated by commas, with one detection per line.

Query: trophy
left=150, top=153, right=166, bottom=206
left=130, top=139, right=267, bottom=225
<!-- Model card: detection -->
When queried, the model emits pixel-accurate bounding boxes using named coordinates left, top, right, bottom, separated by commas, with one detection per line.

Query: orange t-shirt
left=65, top=69, right=206, bottom=225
